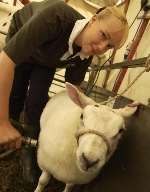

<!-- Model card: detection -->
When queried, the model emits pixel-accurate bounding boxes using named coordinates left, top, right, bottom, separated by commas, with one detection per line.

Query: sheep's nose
left=82, top=153, right=99, bottom=169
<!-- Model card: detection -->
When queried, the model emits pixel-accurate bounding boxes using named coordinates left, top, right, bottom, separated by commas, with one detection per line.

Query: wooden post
left=102, top=0, right=130, bottom=88
left=112, top=12, right=150, bottom=93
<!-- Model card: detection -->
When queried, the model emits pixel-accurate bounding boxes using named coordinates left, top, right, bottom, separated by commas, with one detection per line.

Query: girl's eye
left=101, top=32, right=106, bottom=38
left=107, top=44, right=113, bottom=49
left=118, top=128, right=124, bottom=134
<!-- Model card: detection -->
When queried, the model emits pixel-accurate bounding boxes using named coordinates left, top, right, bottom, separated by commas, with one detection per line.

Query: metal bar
left=102, top=0, right=130, bottom=88
left=53, top=78, right=65, bottom=84
left=55, top=73, right=64, bottom=77
left=112, top=13, right=150, bottom=93
left=124, top=0, right=130, bottom=13
left=49, top=91, right=56, bottom=94
left=52, top=82, right=65, bottom=88
left=89, top=57, right=147, bottom=71
left=20, top=0, right=30, bottom=5
left=103, top=57, right=147, bottom=69
left=22, top=136, right=37, bottom=147
left=13, top=0, right=17, bottom=6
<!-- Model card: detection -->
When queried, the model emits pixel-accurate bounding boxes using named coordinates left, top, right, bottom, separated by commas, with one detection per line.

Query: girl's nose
left=96, top=41, right=109, bottom=53
left=98, top=41, right=109, bottom=51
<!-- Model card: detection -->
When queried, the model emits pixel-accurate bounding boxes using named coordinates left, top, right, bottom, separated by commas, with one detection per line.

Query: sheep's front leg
left=34, top=171, right=51, bottom=192
left=63, top=183, right=74, bottom=192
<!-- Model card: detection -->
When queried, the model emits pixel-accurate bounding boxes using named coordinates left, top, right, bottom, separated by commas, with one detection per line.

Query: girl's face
left=78, top=15, right=125, bottom=56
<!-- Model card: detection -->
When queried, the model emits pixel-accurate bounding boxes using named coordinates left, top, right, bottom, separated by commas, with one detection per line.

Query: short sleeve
left=65, top=56, right=92, bottom=85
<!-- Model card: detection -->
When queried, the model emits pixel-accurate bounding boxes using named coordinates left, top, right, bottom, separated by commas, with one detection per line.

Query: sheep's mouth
left=81, top=166, right=89, bottom=172
left=79, top=163, right=99, bottom=173
left=78, top=158, right=99, bottom=173
left=76, top=128, right=111, bottom=156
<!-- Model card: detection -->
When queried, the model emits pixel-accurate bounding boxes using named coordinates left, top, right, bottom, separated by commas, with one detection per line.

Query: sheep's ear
left=66, top=82, right=96, bottom=108
left=113, top=102, right=138, bottom=118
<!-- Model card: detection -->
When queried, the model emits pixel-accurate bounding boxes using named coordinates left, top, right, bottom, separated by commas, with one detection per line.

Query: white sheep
left=35, top=83, right=137, bottom=192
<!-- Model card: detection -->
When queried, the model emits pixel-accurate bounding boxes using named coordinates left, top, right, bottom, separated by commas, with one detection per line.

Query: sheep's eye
left=113, top=128, right=125, bottom=139
left=119, top=128, right=124, bottom=134
left=94, top=104, right=99, bottom=107
left=80, top=114, right=83, bottom=119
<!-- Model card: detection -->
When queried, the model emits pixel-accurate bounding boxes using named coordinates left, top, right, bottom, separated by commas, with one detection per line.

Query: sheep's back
left=38, top=91, right=96, bottom=183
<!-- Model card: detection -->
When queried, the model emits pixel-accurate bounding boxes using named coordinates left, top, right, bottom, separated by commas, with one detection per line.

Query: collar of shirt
left=61, top=18, right=90, bottom=61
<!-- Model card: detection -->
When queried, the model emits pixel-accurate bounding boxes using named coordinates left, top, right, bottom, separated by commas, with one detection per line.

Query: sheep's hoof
left=34, top=186, right=42, bottom=192
left=34, top=189, right=41, bottom=192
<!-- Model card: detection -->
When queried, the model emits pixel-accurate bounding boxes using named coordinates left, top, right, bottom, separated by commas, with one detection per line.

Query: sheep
left=34, top=82, right=137, bottom=192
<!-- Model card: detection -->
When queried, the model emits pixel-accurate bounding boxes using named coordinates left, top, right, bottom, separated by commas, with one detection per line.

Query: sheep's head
left=66, top=83, right=138, bottom=174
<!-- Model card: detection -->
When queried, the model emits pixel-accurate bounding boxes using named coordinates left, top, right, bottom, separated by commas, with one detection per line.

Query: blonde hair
left=96, top=6, right=129, bottom=49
